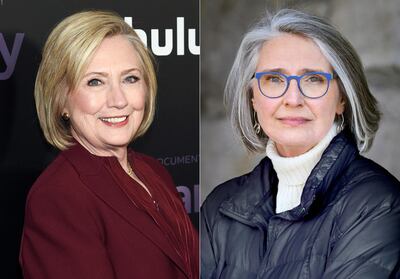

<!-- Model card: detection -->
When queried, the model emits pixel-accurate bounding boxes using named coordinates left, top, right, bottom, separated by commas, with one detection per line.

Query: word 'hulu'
left=124, top=17, right=199, bottom=56
left=0, top=17, right=199, bottom=80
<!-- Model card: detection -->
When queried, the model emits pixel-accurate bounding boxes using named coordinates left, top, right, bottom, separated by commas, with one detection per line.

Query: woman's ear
left=336, top=95, right=345, bottom=115
left=251, top=97, right=258, bottom=113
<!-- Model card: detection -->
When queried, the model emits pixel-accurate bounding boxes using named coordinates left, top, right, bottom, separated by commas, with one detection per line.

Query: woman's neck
left=71, top=132, right=130, bottom=171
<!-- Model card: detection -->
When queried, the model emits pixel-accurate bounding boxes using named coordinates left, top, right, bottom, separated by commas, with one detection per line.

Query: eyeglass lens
left=258, top=73, right=330, bottom=98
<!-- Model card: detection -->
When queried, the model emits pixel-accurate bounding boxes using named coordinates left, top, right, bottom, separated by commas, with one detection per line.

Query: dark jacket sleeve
left=201, top=180, right=240, bottom=279
left=323, top=175, right=400, bottom=278
left=19, top=180, right=116, bottom=279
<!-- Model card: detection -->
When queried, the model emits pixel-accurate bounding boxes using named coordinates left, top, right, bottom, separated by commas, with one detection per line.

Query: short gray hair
left=224, top=9, right=380, bottom=153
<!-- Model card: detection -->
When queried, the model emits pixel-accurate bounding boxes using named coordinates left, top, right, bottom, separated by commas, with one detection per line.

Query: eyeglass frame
left=253, top=71, right=335, bottom=99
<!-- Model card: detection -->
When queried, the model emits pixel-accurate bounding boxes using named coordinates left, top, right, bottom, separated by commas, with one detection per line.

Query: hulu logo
left=125, top=17, right=199, bottom=56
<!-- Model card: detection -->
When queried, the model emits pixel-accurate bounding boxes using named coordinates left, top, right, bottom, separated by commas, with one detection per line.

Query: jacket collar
left=219, top=131, right=358, bottom=226
left=61, top=142, right=189, bottom=278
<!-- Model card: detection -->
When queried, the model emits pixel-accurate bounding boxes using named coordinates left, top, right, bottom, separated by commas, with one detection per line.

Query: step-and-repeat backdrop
left=0, top=1, right=199, bottom=277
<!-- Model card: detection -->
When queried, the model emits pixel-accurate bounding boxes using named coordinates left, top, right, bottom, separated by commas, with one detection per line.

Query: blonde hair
left=35, top=10, right=157, bottom=150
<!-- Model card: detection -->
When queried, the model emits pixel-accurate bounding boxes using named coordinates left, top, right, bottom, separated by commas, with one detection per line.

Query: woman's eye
left=306, top=75, right=324, bottom=83
left=271, top=76, right=282, bottom=83
left=265, top=75, right=283, bottom=83
left=87, top=79, right=103, bottom=86
left=124, top=75, right=139, bottom=84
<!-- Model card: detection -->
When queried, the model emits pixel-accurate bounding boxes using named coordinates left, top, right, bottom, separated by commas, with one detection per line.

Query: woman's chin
left=271, top=135, right=317, bottom=157
left=98, top=136, right=133, bottom=149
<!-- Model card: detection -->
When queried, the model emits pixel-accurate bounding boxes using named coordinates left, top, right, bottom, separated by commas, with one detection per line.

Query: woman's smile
left=277, top=116, right=311, bottom=127
left=99, top=115, right=130, bottom=127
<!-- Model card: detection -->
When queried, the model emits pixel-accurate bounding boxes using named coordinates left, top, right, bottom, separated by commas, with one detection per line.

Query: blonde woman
left=20, top=11, right=198, bottom=279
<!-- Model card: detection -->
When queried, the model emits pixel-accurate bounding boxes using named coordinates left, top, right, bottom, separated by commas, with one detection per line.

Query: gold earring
left=62, top=112, right=70, bottom=121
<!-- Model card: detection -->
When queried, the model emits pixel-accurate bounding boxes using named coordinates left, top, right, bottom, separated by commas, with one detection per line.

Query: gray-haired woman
left=201, top=9, right=400, bottom=279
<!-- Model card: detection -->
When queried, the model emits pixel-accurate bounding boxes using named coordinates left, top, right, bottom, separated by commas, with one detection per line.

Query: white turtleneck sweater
left=266, top=124, right=338, bottom=214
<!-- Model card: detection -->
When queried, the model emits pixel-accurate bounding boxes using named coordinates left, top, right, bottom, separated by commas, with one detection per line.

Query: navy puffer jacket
left=201, top=132, right=400, bottom=278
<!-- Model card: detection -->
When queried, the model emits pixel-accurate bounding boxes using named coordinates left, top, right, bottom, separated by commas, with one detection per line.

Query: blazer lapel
left=62, top=143, right=188, bottom=277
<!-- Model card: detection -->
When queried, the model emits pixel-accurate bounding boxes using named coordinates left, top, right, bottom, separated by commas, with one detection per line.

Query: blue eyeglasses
left=254, top=71, right=334, bottom=99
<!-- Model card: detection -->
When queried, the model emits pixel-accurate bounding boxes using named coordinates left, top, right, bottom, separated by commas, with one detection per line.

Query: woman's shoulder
left=333, top=155, right=400, bottom=228
left=27, top=149, right=94, bottom=202
left=203, top=175, right=247, bottom=211
left=32, top=152, right=78, bottom=189
left=202, top=156, right=272, bottom=217
left=342, top=155, right=400, bottom=199
left=27, top=152, right=89, bottom=208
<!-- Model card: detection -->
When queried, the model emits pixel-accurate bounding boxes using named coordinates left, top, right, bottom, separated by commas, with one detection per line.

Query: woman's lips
left=99, top=115, right=129, bottom=127
left=278, top=117, right=310, bottom=126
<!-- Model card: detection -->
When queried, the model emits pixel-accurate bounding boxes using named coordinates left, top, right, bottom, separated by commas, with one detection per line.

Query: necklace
left=127, top=163, right=134, bottom=177
left=126, top=161, right=157, bottom=206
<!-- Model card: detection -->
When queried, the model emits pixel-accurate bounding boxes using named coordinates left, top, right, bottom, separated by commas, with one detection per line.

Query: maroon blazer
left=20, top=143, right=198, bottom=279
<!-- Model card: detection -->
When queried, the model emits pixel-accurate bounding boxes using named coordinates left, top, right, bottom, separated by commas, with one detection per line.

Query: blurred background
left=201, top=0, right=400, bottom=201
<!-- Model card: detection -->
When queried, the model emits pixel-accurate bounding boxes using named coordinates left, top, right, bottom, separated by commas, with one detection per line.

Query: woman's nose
left=107, top=83, right=128, bottom=109
left=282, top=79, right=304, bottom=106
